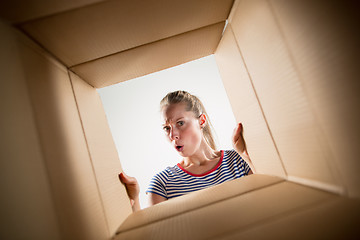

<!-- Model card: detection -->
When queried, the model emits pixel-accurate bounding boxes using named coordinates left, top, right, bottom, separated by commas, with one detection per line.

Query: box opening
left=97, top=55, right=237, bottom=208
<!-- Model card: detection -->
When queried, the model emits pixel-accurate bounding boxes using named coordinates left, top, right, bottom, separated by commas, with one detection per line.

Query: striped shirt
left=146, top=149, right=250, bottom=199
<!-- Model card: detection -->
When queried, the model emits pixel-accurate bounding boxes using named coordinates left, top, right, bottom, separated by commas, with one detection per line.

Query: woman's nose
left=169, top=128, right=179, bottom=140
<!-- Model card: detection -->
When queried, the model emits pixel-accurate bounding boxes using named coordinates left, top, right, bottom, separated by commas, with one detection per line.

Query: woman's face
left=162, top=103, right=204, bottom=157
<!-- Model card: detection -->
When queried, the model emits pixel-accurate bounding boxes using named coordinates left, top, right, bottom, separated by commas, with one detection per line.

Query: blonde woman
left=119, top=91, right=255, bottom=211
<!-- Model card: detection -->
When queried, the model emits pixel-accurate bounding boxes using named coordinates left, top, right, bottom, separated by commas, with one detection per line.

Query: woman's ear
left=199, top=114, right=207, bottom=128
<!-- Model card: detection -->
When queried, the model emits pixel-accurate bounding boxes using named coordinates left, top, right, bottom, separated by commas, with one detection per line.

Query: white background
left=98, top=55, right=236, bottom=208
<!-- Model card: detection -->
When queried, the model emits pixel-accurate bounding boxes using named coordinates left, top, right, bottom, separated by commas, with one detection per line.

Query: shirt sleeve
left=242, top=157, right=251, bottom=175
left=231, top=149, right=251, bottom=175
left=146, top=171, right=168, bottom=199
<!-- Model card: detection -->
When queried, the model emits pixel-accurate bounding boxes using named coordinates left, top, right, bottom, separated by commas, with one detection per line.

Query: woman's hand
left=118, top=172, right=141, bottom=211
left=232, top=123, right=248, bottom=157
left=232, top=123, right=255, bottom=174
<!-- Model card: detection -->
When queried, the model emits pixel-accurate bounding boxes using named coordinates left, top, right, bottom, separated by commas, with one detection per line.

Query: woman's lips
left=176, top=145, right=184, bottom=152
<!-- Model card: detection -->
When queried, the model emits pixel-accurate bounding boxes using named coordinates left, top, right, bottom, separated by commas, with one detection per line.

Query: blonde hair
left=160, top=90, right=217, bottom=150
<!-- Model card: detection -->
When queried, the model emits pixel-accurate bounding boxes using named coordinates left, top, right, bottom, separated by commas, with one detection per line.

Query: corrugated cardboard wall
left=216, top=25, right=286, bottom=178
left=216, top=0, right=360, bottom=197
left=0, top=19, right=131, bottom=239
left=19, top=34, right=111, bottom=240
left=0, top=20, right=61, bottom=240
left=69, top=72, right=132, bottom=235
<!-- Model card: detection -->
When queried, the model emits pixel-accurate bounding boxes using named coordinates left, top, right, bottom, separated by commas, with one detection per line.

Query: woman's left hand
left=232, top=123, right=255, bottom=174
left=232, top=123, right=249, bottom=158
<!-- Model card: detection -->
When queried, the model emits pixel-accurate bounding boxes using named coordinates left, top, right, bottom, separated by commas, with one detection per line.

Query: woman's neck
left=182, top=143, right=220, bottom=167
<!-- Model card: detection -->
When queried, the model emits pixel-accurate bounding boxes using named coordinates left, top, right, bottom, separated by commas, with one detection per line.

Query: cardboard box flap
left=0, top=0, right=104, bottom=24
left=19, top=0, right=234, bottom=66
left=115, top=179, right=339, bottom=239
left=117, top=174, right=284, bottom=234
left=71, top=22, right=225, bottom=88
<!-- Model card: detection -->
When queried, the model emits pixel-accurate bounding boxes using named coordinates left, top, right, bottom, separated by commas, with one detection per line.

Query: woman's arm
left=148, top=193, right=167, bottom=206
left=232, top=123, right=255, bottom=174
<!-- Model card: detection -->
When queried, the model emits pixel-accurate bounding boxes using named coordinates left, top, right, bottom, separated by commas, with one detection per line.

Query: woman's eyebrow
left=162, top=117, right=185, bottom=126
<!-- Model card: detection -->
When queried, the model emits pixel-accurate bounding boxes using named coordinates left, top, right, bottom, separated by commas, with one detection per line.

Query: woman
left=119, top=91, right=255, bottom=212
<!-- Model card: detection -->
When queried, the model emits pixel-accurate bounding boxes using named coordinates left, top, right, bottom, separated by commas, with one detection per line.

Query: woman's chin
left=177, top=150, right=189, bottom=157
left=177, top=152, right=185, bottom=157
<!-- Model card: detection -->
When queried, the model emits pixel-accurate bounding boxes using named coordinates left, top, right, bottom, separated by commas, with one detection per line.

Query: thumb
left=119, top=172, right=130, bottom=183
left=119, top=172, right=137, bottom=184
left=232, top=123, right=242, bottom=142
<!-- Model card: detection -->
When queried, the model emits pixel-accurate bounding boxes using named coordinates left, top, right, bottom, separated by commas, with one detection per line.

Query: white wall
left=98, top=55, right=236, bottom=208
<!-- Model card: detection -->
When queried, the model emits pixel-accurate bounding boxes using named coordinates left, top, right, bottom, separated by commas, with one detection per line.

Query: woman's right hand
left=118, top=172, right=140, bottom=209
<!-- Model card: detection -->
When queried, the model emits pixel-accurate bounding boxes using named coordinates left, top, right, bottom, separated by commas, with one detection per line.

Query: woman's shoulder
left=223, top=149, right=238, bottom=155
left=223, top=149, right=242, bottom=160
left=152, top=164, right=180, bottom=179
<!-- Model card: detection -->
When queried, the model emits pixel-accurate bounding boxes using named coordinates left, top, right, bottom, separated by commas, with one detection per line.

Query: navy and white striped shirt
left=146, top=149, right=250, bottom=199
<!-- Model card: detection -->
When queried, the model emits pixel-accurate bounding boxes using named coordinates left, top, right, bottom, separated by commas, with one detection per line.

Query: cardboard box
left=1, top=0, right=359, bottom=239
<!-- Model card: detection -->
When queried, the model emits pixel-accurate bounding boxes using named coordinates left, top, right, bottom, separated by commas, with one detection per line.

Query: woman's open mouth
left=176, top=145, right=184, bottom=152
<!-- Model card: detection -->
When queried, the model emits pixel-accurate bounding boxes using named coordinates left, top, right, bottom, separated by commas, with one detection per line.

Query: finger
left=232, top=123, right=242, bottom=142
left=118, top=173, right=125, bottom=182
left=238, top=123, right=244, bottom=139
left=119, top=172, right=138, bottom=185
left=119, top=172, right=131, bottom=183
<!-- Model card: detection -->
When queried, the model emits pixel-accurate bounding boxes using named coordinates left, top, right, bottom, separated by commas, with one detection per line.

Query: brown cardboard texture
left=0, top=0, right=359, bottom=239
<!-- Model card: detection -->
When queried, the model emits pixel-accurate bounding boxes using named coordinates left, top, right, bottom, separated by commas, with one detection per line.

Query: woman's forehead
left=161, top=103, right=194, bottom=123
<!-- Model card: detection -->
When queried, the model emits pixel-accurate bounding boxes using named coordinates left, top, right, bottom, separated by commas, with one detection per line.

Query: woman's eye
left=177, top=121, right=184, bottom=126
left=163, top=126, right=170, bottom=132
